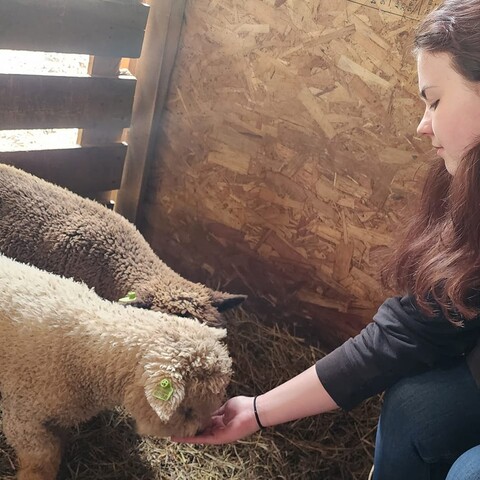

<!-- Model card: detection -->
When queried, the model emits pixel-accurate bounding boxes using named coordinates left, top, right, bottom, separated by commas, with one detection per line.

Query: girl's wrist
left=253, top=395, right=266, bottom=429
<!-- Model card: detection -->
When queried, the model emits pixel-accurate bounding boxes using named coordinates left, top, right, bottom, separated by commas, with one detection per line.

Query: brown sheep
left=0, top=164, right=246, bottom=326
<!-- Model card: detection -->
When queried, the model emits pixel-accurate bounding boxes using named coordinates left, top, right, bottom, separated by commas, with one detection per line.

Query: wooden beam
left=0, top=144, right=127, bottom=193
left=0, top=0, right=149, bottom=58
left=0, top=74, right=136, bottom=130
left=115, top=0, right=187, bottom=223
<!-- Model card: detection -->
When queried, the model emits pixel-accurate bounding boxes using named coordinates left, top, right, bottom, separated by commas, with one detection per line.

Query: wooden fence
left=0, top=0, right=148, bottom=197
left=0, top=0, right=187, bottom=222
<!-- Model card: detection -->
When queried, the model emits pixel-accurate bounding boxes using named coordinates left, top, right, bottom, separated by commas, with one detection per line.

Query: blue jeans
left=373, top=360, right=480, bottom=480
left=446, top=445, right=480, bottom=480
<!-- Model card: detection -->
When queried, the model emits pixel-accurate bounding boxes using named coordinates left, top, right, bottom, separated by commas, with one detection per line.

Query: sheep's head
left=122, top=278, right=246, bottom=327
left=125, top=320, right=232, bottom=438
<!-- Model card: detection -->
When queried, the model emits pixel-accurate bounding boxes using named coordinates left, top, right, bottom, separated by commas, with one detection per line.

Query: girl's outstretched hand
left=171, top=365, right=337, bottom=445
left=171, top=396, right=260, bottom=445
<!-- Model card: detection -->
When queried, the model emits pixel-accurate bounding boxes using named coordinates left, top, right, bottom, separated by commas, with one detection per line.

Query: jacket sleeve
left=315, top=295, right=480, bottom=411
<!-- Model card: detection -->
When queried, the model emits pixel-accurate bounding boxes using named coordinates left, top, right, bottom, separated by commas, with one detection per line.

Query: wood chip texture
left=140, top=0, right=442, bottom=345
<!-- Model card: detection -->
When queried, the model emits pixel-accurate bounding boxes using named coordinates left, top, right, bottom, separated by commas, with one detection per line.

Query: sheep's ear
left=211, top=291, right=247, bottom=312
left=144, top=375, right=185, bottom=423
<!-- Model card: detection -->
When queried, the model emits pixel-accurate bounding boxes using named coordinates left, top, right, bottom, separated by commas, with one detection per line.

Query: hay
left=0, top=309, right=381, bottom=480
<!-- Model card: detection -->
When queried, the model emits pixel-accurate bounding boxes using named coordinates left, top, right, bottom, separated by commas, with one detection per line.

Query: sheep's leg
left=2, top=409, right=62, bottom=480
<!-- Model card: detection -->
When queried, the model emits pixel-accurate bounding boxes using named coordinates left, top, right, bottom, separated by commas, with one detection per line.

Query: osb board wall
left=139, top=0, right=442, bottom=347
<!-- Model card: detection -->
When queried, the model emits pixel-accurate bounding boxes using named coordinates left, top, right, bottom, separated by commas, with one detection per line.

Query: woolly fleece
left=0, top=254, right=232, bottom=480
left=0, top=164, right=246, bottom=326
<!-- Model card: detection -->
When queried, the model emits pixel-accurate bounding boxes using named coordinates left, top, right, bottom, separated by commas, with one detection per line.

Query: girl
left=174, top=1, right=480, bottom=478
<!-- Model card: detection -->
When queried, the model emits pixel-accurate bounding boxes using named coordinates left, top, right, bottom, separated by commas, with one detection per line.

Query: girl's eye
left=429, top=100, right=439, bottom=110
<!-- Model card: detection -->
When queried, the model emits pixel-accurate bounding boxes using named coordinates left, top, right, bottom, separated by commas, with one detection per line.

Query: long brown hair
left=385, top=0, right=480, bottom=322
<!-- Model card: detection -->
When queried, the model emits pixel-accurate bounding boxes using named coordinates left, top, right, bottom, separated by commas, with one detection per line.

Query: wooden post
left=115, top=0, right=187, bottom=223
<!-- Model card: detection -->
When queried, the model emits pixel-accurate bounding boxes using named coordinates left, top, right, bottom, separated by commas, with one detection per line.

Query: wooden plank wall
left=139, top=0, right=442, bottom=346
left=0, top=0, right=149, bottom=196
left=1, top=145, right=126, bottom=194
left=0, top=74, right=136, bottom=130
left=0, top=0, right=148, bottom=57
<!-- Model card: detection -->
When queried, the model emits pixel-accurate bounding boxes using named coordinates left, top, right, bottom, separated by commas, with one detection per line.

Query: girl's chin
left=443, top=157, right=458, bottom=176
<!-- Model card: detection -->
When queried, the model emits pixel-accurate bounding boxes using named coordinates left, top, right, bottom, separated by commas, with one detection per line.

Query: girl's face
left=417, top=51, right=480, bottom=175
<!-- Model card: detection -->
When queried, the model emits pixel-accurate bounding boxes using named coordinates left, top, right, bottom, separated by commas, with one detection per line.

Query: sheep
left=0, top=253, right=232, bottom=480
left=0, top=164, right=246, bottom=327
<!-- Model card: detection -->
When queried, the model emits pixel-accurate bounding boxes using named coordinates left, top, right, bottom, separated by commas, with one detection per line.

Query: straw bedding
left=0, top=309, right=381, bottom=480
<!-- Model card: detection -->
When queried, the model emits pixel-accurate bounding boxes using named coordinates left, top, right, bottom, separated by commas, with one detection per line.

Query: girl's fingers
left=212, top=402, right=227, bottom=417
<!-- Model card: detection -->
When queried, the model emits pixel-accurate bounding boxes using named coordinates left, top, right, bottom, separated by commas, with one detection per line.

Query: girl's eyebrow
left=420, top=85, right=438, bottom=99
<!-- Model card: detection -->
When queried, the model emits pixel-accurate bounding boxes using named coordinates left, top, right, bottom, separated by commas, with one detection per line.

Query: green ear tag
left=119, top=291, right=136, bottom=303
left=153, top=378, right=174, bottom=401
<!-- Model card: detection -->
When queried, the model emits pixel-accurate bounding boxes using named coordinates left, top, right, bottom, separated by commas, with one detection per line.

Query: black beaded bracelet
left=253, top=396, right=265, bottom=429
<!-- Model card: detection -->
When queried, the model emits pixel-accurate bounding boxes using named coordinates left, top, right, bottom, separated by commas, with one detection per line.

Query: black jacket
left=315, top=295, right=480, bottom=410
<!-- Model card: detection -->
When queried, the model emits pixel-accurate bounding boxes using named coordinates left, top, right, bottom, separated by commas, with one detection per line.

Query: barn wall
left=139, top=0, right=440, bottom=346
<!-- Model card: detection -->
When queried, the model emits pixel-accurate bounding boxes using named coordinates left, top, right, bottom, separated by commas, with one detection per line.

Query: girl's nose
left=417, top=109, right=433, bottom=136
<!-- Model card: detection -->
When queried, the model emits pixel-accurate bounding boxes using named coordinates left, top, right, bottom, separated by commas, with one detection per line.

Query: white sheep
left=0, top=164, right=246, bottom=326
left=0, top=254, right=232, bottom=480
